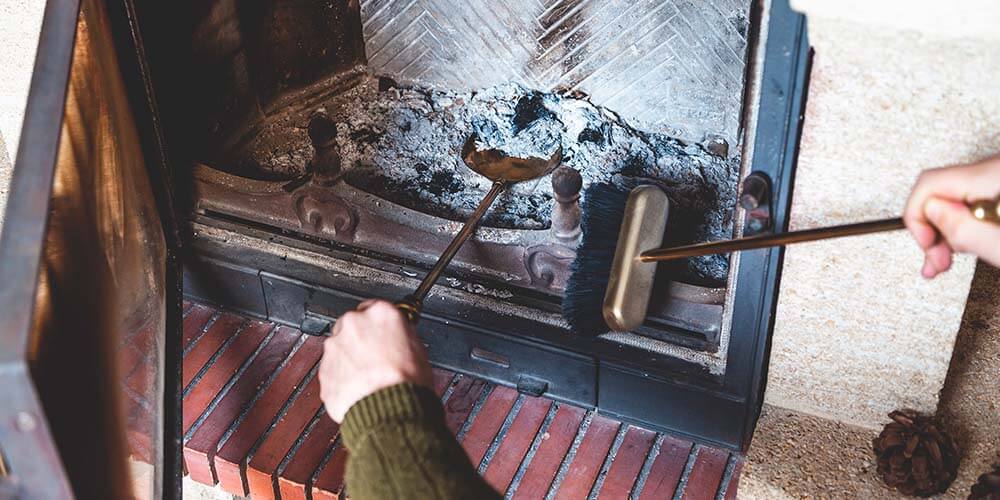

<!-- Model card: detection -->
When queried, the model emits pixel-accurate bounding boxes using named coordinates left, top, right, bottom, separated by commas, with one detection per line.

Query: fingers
left=903, top=167, right=969, bottom=250
left=355, top=299, right=379, bottom=311
left=329, top=316, right=345, bottom=337
left=363, top=299, right=398, bottom=312
left=926, top=198, right=974, bottom=252
left=360, top=300, right=409, bottom=330
left=329, top=300, right=409, bottom=340
left=906, top=219, right=938, bottom=251
left=904, top=159, right=1000, bottom=277
left=331, top=300, right=388, bottom=338
left=319, top=339, right=343, bottom=421
left=922, top=241, right=953, bottom=279
left=920, top=197, right=1000, bottom=276
left=356, top=299, right=401, bottom=318
left=330, top=309, right=361, bottom=338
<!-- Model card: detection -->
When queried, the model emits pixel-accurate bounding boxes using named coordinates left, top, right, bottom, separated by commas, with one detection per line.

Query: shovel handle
left=396, top=297, right=422, bottom=324
left=396, top=180, right=507, bottom=324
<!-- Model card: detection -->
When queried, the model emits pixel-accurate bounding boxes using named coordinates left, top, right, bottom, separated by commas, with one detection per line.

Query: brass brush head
left=602, top=186, right=670, bottom=332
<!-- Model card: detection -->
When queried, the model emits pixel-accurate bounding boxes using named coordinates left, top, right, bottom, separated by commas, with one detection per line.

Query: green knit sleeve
left=341, top=382, right=501, bottom=500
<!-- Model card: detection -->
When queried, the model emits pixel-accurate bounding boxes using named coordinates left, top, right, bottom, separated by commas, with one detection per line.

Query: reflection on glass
left=27, top=0, right=166, bottom=497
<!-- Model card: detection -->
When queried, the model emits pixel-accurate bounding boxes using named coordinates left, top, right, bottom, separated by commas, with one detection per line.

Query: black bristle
left=562, top=183, right=630, bottom=337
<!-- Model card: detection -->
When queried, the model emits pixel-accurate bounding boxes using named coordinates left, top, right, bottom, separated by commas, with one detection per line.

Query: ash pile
left=328, top=78, right=739, bottom=285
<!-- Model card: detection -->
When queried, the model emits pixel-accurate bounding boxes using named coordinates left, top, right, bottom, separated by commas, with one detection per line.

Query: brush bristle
left=562, top=183, right=630, bottom=336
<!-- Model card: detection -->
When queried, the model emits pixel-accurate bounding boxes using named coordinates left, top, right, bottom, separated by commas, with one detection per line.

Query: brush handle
left=397, top=180, right=507, bottom=323
left=639, top=196, right=1000, bottom=262
left=640, top=218, right=904, bottom=262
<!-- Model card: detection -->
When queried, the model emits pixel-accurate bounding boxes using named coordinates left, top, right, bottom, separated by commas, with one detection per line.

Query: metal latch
left=740, top=172, right=772, bottom=236
left=516, top=375, right=549, bottom=397
left=300, top=311, right=334, bottom=337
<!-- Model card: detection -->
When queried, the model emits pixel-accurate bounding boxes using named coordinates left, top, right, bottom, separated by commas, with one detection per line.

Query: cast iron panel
left=259, top=272, right=598, bottom=407
left=360, top=0, right=751, bottom=149
left=183, top=256, right=268, bottom=319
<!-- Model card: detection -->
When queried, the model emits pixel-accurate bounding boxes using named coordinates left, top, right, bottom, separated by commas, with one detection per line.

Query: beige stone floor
left=743, top=263, right=1000, bottom=499
left=938, top=264, right=1000, bottom=498
left=182, top=477, right=239, bottom=500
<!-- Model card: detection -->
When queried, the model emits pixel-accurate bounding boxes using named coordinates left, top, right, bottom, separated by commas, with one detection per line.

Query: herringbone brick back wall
left=360, top=0, right=751, bottom=149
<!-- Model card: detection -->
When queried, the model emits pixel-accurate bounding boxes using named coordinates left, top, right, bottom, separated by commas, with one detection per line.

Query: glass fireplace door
left=0, top=0, right=173, bottom=497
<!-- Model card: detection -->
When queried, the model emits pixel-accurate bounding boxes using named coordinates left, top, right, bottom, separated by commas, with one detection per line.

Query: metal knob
left=739, top=172, right=772, bottom=235
left=739, top=172, right=769, bottom=210
left=551, top=166, right=582, bottom=242
left=308, top=113, right=342, bottom=185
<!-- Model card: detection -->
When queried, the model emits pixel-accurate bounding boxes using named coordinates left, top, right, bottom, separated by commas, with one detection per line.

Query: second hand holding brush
left=563, top=183, right=1000, bottom=337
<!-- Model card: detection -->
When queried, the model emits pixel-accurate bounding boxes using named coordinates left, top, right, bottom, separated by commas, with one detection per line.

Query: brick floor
left=182, top=303, right=744, bottom=499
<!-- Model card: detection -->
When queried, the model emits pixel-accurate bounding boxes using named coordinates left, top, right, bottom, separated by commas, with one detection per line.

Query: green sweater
left=341, top=383, right=502, bottom=499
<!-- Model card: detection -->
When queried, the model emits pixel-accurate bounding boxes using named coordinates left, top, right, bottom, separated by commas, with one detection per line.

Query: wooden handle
left=396, top=297, right=421, bottom=324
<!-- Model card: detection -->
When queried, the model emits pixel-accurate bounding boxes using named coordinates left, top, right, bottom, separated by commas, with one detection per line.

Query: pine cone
left=969, top=463, right=1000, bottom=500
left=872, top=409, right=960, bottom=497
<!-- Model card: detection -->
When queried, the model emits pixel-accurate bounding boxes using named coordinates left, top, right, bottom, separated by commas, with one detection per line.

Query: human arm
left=318, top=300, right=500, bottom=499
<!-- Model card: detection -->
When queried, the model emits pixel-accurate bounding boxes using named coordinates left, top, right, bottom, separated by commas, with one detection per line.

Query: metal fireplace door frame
left=0, top=0, right=182, bottom=498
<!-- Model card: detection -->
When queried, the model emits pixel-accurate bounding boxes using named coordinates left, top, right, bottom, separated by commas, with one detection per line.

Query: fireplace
left=0, top=1, right=809, bottom=496
left=175, top=0, right=810, bottom=452
left=171, top=0, right=811, bottom=453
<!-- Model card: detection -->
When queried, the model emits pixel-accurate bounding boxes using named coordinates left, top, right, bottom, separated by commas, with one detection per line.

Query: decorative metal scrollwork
left=292, top=184, right=358, bottom=239
left=524, top=244, right=576, bottom=291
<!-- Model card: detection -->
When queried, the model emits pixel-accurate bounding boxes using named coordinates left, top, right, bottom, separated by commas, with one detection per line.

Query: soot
left=311, top=79, right=739, bottom=284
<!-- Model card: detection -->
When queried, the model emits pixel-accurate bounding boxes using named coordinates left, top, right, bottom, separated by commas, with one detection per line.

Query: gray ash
left=307, top=78, right=737, bottom=284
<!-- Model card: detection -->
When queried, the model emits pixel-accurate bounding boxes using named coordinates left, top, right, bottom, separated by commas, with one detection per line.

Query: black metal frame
left=182, top=0, right=810, bottom=452
left=0, top=1, right=802, bottom=498
left=0, top=0, right=806, bottom=493
left=0, top=0, right=82, bottom=497
left=0, top=0, right=183, bottom=497
left=602, top=1, right=812, bottom=449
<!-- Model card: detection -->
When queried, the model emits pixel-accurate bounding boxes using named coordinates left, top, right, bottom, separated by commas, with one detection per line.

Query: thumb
left=925, top=198, right=1000, bottom=256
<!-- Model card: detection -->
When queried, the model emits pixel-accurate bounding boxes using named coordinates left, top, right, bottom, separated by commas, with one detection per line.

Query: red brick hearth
left=180, top=302, right=744, bottom=499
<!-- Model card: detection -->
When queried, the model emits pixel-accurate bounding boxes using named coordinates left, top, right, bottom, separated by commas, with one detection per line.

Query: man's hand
left=319, top=300, right=433, bottom=423
left=903, top=155, right=1000, bottom=278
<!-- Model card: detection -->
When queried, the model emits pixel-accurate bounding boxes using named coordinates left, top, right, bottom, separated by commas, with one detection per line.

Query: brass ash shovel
left=396, top=135, right=562, bottom=323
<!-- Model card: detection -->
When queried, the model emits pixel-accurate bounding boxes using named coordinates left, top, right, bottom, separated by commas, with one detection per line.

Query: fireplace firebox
left=0, top=0, right=809, bottom=496
left=175, top=0, right=810, bottom=452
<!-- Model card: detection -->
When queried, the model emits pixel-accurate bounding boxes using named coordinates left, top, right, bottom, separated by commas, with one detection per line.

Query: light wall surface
left=0, top=0, right=45, bottom=161
left=766, top=6, right=999, bottom=428
left=0, top=0, right=45, bottom=233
